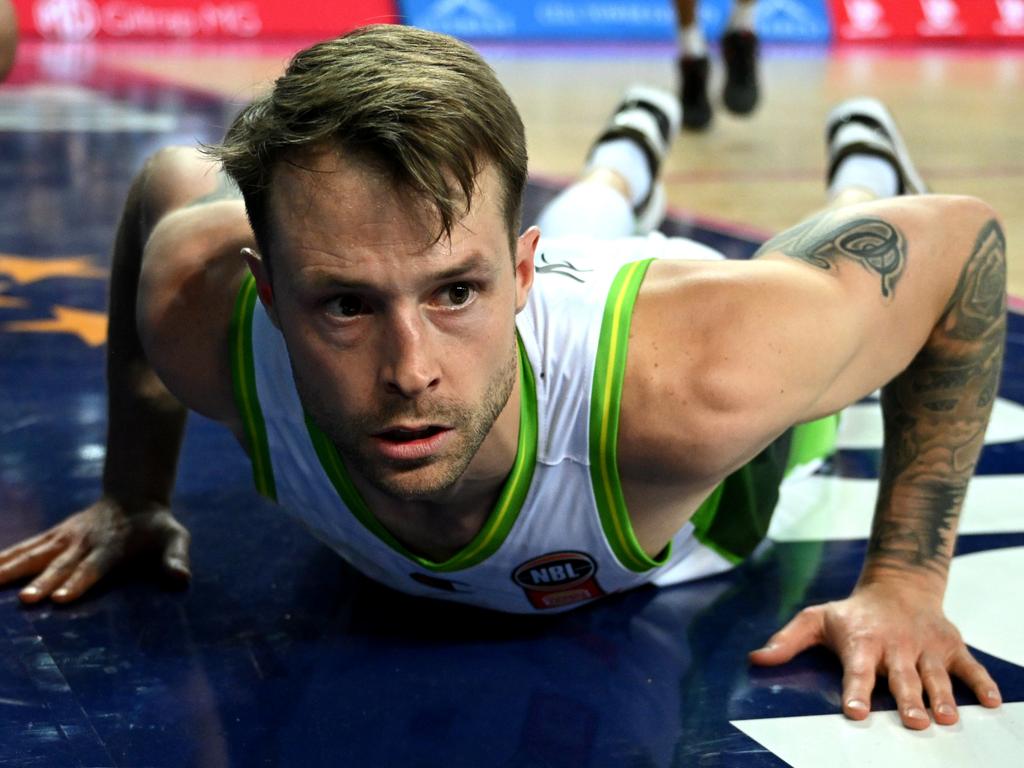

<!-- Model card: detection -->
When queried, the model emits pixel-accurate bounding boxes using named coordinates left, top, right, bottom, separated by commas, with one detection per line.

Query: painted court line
left=732, top=702, right=1024, bottom=768
left=770, top=474, right=1024, bottom=542
left=836, top=397, right=1024, bottom=450
left=946, top=546, right=1024, bottom=669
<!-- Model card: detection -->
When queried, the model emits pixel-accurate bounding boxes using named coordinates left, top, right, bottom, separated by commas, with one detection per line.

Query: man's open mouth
left=371, top=425, right=454, bottom=462
left=376, top=426, right=449, bottom=443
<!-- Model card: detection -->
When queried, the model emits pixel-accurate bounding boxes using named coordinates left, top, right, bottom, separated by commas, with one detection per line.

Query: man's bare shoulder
left=618, top=257, right=840, bottom=484
left=136, top=199, right=255, bottom=430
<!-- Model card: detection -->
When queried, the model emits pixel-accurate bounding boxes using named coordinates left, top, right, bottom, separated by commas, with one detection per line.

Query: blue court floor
left=1, top=44, right=1023, bottom=767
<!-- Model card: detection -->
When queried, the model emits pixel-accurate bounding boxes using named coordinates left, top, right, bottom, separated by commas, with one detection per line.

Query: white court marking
left=769, top=474, right=1024, bottom=542
left=769, top=394, right=1024, bottom=542
left=946, top=546, right=1024, bottom=668
left=732, top=702, right=1024, bottom=768
left=836, top=397, right=1024, bottom=450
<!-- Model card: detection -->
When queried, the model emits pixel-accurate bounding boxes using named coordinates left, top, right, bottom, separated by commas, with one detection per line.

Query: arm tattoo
left=755, top=212, right=906, bottom=298
left=869, top=219, right=1006, bottom=578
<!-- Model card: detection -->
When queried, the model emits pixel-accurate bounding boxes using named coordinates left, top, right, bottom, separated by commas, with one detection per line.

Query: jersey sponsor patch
left=512, top=551, right=605, bottom=610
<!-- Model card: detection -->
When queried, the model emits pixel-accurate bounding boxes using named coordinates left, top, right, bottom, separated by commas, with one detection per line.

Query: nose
left=380, top=307, right=441, bottom=399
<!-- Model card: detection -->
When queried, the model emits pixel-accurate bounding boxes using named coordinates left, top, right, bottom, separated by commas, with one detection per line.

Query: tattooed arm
left=869, top=219, right=1005, bottom=582
left=624, top=195, right=1005, bottom=727
left=740, top=199, right=1006, bottom=729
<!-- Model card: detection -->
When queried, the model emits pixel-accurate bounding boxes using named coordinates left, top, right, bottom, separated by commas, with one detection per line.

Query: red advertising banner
left=12, top=0, right=399, bottom=40
left=831, top=0, right=1024, bottom=42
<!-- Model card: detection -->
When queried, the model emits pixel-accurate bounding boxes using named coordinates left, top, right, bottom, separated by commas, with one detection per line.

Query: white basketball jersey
left=230, top=234, right=747, bottom=613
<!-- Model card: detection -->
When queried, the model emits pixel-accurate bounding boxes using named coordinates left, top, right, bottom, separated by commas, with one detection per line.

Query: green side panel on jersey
left=589, top=258, right=670, bottom=573
left=690, top=414, right=840, bottom=563
left=229, top=273, right=277, bottom=501
left=306, top=334, right=538, bottom=573
left=786, top=413, right=840, bottom=475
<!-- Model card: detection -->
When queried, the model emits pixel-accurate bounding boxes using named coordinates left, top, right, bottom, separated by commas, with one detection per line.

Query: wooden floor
left=102, top=40, right=1024, bottom=291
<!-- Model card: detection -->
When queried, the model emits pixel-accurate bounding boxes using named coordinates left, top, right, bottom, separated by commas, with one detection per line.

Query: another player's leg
left=721, top=0, right=759, bottom=116
left=674, top=0, right=712, bottom=130
left=536, top=85, right=680, bottom=239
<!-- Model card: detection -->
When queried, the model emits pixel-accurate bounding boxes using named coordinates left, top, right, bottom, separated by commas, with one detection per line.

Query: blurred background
left=5, top=0, right=1022, bottom=287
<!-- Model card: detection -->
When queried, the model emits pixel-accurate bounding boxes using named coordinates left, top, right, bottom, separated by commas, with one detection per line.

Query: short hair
left=210, top=24, right=528, bottom=262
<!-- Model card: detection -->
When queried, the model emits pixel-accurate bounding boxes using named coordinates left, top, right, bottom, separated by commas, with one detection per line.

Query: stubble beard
left=297, top=344, right=519, bottom=502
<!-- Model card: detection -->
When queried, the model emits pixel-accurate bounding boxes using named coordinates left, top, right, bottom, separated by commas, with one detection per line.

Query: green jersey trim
left=230, top=273, right=277, bottom=501
left=305, top=334, right=538, bottom=573
left=587, top=257, right=841, bottom=570
left=589, top=258, right=669, bottom=573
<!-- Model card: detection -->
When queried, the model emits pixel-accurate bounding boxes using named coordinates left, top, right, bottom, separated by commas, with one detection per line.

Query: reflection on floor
left=1, top=43, right=1022, bottom=768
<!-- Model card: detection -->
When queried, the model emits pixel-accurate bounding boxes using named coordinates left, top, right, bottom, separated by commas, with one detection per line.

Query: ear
left=513, top=226, right=539, bottom=313
left=241, top=247, right=280, bottom=328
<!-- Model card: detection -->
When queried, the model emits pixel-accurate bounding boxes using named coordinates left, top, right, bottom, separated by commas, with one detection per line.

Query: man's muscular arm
left=748, top=205, right=1006, bottom=729
left=0, top=157, right=190, bottom=603
left=869, top=220, right=1004, bottom=582
left=0, top=149, right=244, bottom=604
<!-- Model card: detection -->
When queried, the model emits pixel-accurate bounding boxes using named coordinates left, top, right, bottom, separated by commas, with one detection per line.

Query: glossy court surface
left=1, top=40, right=1023, bottom=767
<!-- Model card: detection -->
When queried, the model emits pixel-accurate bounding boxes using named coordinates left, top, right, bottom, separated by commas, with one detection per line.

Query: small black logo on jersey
left=534, top=250, right=591, bottom=283
left=409, top=573, right=473, bottom=593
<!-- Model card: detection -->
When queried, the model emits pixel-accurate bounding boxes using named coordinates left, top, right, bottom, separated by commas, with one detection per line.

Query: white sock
left=586, top=138, right=652, bottom=207
left=828, top=154, right=900, bottom=201
left=727, top=1, right=757, bottom=31
left=679, top=24, right=707, bottom=58
left=536, top=182, right=636, bottom=239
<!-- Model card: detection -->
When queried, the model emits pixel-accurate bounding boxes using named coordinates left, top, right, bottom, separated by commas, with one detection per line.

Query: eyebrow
left=298, top=252, right=497, bottom=294
left=428, top=252, right=497, bottom=282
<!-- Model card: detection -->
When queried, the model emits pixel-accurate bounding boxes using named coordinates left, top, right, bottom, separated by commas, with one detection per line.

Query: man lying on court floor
left=0, top=24, right=1006, bottom=731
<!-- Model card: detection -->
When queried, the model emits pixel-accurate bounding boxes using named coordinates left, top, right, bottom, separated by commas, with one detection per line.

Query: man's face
left=261, top=151, right=534, bottom=501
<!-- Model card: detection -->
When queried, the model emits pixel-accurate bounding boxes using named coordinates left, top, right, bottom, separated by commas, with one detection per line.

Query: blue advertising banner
left=400, top=0, right=833, bottom=43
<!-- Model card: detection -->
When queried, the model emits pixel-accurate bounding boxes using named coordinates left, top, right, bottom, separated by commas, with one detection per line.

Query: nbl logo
left=512, top=551, right=605, bottom=610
